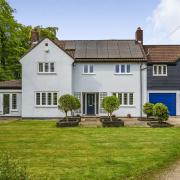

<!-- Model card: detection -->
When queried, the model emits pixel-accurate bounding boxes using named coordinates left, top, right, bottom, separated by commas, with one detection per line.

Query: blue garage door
left=149, top=93, right=176, bottom=116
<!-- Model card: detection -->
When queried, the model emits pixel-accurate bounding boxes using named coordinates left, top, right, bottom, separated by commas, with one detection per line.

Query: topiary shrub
left=153, top=103, right=169, bottom=123
left=58, top=94, right=81, bottom=121
left=102, top=96, right=120, bottom=121
left=143, top=102, right=154, bottom=118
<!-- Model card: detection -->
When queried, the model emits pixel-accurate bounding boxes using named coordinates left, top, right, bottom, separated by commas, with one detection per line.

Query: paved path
left=155, top=161, right=180, bottom=180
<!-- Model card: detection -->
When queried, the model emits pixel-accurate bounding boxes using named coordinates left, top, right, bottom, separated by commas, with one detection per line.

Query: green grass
left=0, top=120, right=180, bottom=179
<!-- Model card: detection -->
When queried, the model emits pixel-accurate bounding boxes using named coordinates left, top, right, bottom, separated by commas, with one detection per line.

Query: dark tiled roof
left=144, top=45, right=180, bottom=63
left=0, top=80, right=22, bottom=89
left=56, top=40, right=146, bottom=62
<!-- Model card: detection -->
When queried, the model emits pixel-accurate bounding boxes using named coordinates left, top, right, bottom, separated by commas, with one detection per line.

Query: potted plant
left=100, top=96, right=124, bottom=127
left=56, top=94, right=81, bottom=127
left=139, top=102, right=155, bottom=121
left=147, top=103, right=172, bottom=127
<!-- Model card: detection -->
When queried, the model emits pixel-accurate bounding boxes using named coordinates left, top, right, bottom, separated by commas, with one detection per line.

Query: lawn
left=0, top=120, right=180, bottom=180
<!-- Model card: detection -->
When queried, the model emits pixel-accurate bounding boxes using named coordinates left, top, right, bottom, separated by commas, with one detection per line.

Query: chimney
left=135, top=27, right=143, bottom=44
left=31, top=29, right=39, bottom=45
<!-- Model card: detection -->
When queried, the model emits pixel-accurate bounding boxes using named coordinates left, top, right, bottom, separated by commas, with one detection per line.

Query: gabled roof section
left=20, top=38, right=75, bottom=62
left=144, top=45, right=180, bottom=63
left=0, top=80, right=21, bottom=89
left=56, top=40, right=147, bottom=62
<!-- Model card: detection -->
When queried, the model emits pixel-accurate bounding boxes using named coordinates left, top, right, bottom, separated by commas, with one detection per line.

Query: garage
left=149, top=93, right=176, bottom=116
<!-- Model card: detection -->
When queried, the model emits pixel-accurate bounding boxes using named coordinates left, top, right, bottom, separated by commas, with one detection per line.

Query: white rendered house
left=0, top=28, right=148, bottom=118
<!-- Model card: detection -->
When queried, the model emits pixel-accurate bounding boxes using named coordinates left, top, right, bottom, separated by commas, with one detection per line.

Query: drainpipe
left=140, top=64, right=147, bottom=118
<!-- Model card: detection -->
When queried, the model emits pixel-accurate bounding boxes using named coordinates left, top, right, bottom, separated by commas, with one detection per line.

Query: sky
left=8, top=0, right=180, bottom=44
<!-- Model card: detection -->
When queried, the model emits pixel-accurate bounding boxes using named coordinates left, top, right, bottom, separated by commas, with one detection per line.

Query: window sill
left=153, top=74, right=167, bottom=77
left=82, top=73, right=96, bottom=75
left=35, top=105, right=58, bottom=108
left=114, top=73, right=133, bottom=75
left=11, top=109, right=18, bottom=112
left=120, top=105, right=135, bottom=108
left=37, top=72, right=56, bottom=75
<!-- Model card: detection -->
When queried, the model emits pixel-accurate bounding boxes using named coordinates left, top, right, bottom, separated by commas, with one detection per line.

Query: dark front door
left=87, top=94, right=95, bottom=115
left=3, top=94, right=10, bottom=115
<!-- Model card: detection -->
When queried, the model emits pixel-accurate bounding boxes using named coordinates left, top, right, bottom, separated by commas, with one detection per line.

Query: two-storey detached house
left=0, top=28, right=147, bottom=118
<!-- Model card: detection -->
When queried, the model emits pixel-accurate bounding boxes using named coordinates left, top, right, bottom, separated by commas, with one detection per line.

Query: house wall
left=147, top=60, right=180, bottom=90
left=0, top=90, right=22, bottom=116
left=21, top=39, right=74, bottom=118
left=72, top=62, right=147, bottom=117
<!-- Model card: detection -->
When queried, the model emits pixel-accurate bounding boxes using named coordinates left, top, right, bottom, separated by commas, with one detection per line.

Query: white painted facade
left=0, top=38, right=147, bottom=118
left=20, top=39, right=74, bottom=117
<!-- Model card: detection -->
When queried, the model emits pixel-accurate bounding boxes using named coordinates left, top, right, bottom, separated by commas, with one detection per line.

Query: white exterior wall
left=21, top=39, right=73, bottom=118
left=148, top=90, right=180, bottom=116
left=73, top=62, right=147, bottom=117
left=0, top=90, right=22, bottom=116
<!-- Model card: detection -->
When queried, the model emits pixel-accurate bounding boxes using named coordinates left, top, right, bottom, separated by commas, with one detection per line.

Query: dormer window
left=153, top=65, right=167, bottom=76
left=38, top=62, right=55, bottom=73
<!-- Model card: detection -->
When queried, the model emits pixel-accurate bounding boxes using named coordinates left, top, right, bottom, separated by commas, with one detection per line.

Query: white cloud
left=146, top=0, right=180, bottom=44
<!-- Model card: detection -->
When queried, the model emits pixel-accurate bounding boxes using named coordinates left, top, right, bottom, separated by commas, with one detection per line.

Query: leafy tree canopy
left=0, top=0, right=59, bottom=81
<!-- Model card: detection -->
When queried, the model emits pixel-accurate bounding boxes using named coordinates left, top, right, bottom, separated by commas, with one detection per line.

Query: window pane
left=124, top=93, right=128, bottom=105
left=118, top=93, right=122, bottom=104
left=45, top=63, right=49, bottom=72
left=53, top=93, right=57, bottom=105
left=48, top=93, right=52, bottom=105
left=50, top=63, right=55, bottom=72
left=112, top=93, right=116, bottom=96
left=84, top=64, right=88, bottom=73
left=115, top=65, right=119, bottom=73
left=129, top=93, right=133, bottom=105
left=36, top=93, right=40, bottom=105
left=12, top=94, right=17, bottom=109
left=158, top=66, right=162, bottom=74
left=121, top=65, right=125, bottom=73
left=127, top=64, right=130, bottom=73
left=39, top=63, right=43, bottom=72
left=154, top=66, right=157, bottom=74
left=42, top=93, right=46, bottom=105
left=90, top=65, right=94, bottom=73
left=163, top=65, right=167, bottom=75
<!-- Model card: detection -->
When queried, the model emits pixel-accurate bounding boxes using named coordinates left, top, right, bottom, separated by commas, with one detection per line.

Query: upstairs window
left=83, top=64, right=94, bottom=74
left=115, top=64, right=131, bottom=74
left=38, top=62, right=55, bottom=73
left=153, top=65, right=167, bottom=76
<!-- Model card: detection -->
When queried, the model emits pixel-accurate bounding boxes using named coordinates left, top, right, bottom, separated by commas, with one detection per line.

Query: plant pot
left=56, top=117, right=80, bottom=127
left=100, top=116, right=124, bottom=127
left=147, top=121, right=173, bottom=128
left=137, top=117, right=156, bottom=121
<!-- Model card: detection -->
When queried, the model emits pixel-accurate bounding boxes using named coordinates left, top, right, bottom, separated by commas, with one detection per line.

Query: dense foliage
left=58, top=94, right=81, bottom=120
left=153, top=103, right=169, bottom=123
left=143, top=102, right=154, bottom=118
left=0, top=0, right=58, bottom=81
left=102, top=96, right=120, bottom=121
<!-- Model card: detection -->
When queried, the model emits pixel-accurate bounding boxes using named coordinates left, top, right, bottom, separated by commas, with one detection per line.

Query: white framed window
left=115, top=64, right=131, bottom=74
left=153, top=65, right=167, bottom=76
left=12, top=94, right=17, bottom=110
left=38, top=62, right=55, bottom=73
left=113, top=92, right=134, bottom=106
left=99, top=92, right=107, bottom=113
left=35, top=92, right=58, bottom=106
left=74, top=92, right=81, bottom=113
left=83, top=64, right=94, bottom=74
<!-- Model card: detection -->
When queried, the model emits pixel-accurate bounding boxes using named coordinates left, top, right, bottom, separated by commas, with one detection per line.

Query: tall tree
left=0, top=0, right=59, bottom=81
